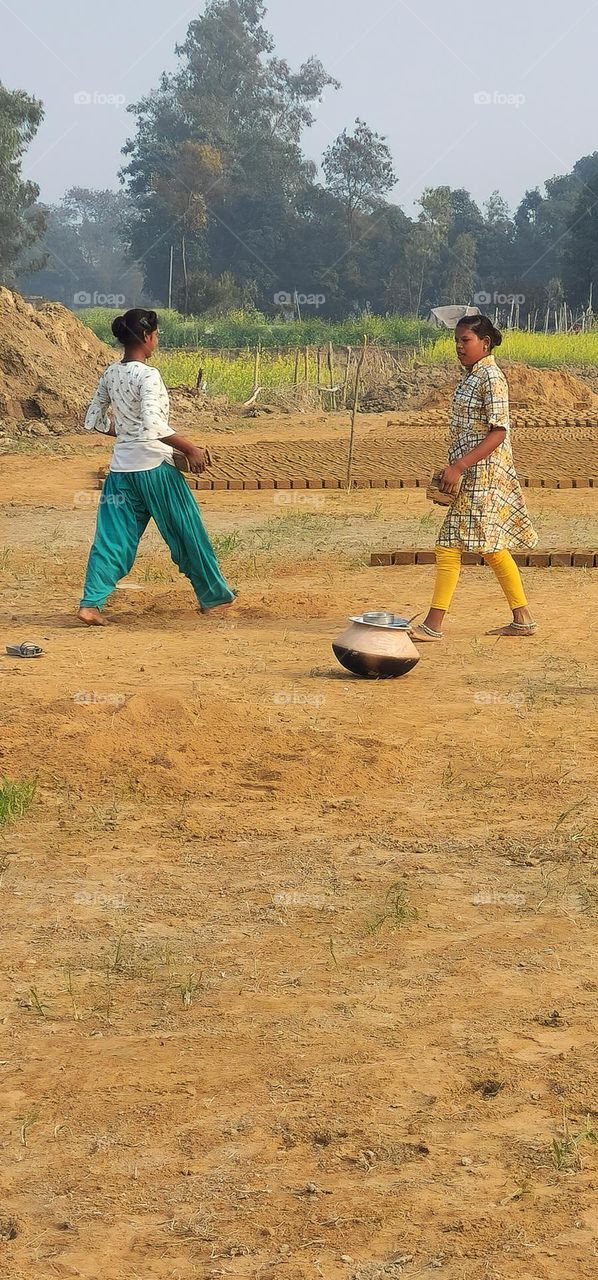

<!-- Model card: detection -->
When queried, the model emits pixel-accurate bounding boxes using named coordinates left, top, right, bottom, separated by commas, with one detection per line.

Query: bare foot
left=486, top=621, right=537, bottom=637
left=199, top=600, right=236, bottom=617
left=78, top=607, right=106, bottom=627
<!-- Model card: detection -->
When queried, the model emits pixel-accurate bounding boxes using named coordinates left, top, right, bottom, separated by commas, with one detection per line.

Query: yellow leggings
left=431, top=547, right=528, bottom=612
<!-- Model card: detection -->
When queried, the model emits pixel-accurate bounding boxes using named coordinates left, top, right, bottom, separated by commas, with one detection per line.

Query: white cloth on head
left=84, top=361, right=176, bottom=472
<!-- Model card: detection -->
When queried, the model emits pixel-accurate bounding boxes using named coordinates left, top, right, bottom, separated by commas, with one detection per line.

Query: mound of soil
left=417, top=361, right=598, bottom=415
left=0, top=288, right=114, bottom=434
left=362, top=359, right=598, bottom=417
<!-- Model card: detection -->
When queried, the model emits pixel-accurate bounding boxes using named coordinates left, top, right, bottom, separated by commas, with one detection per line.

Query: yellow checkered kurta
left=437, top=355, right=538, bottom=552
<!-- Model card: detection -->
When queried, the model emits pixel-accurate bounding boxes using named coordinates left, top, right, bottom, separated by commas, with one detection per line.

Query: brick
left=385, top=477, right=401, bottom=488
left=512, top=551, right=528, bottom=566
left=197, top=479, right=212, bottom=491
left=572, top=477, right=591, bottom=488
left=322, top=478, right=341, bottom=489
left=528, top=552, right=550, bottom=567
left=369, top=476, right=388, bottom=489
left=415, top=550, right=436, bottom=564
left=305, top=478, right=323, bottom=489
left=392, top=550, right=416, bottom=565
left=242, top=480, right=259, bottom=491
left=557, top=478, right=574, bottom=488
left=370, top=552, right=393, bottom=566
left=290, top=477, right=307, bottom=489
left=274, top=478, right=290, bottom=489
left=212, top=479, right=228, bottom=490
left=400, top=475, right=418, bottom=488
left=227, top=479, right=244, bottom=491
left=572, top=551, right=595, bottom=568
left=257, top=478, right=275, bottom=489
left=549, top=551, right=573, bottom=567
left=462, top=551, right=483, bottom=565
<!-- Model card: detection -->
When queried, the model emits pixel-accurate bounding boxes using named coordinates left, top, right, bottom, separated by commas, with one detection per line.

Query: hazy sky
left=3, top=0, right=597, bottom=215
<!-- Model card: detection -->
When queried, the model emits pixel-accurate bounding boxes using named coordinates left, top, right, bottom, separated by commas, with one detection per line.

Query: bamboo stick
left=346, top=337, right=368, bottom=491
left=252, top=342, right=261, bottom=394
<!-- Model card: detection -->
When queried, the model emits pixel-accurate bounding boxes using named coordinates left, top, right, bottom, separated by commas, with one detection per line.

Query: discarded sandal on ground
left=6, top=642, right=44, bottom=658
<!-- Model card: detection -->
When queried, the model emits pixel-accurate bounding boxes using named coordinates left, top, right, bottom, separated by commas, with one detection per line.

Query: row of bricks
left=184, top=475, right=597, bottom=491
left=388, top=417, right=598, bottom=427
left=371, top=550, right=598, bottom=567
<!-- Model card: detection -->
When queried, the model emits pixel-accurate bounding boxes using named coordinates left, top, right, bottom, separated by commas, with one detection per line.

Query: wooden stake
left=327, top=341, right=335, bottom=410
left=252, top=342, right=261, bottom=395
left=303, top=346, right=309, bottom=385
left=293, top=347, right=300, bottom=386
left=346, top=336, right=368, bottom=491
left=342, top=345, right=352, bottom=408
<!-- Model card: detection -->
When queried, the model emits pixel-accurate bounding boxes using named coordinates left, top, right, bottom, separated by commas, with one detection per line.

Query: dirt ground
left=1, top=413, right=597, bottom=1280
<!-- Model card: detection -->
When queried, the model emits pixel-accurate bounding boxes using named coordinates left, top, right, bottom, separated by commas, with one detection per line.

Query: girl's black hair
left=455, top=314, right=502, bottom=350
left=111, top=308, right=158, bottom=345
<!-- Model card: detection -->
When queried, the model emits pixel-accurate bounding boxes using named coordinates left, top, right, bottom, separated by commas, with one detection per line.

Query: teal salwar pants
left=80, top=463, right=235, bottom=611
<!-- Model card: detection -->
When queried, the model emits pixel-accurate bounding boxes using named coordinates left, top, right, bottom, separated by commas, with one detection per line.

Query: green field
left=80, top=307, right=598, bottom=397
left=80, top=306, right=433, bottom=351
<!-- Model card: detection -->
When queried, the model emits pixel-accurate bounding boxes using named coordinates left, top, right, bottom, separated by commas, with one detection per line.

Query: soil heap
left=0, top=288, right=114, bottom=434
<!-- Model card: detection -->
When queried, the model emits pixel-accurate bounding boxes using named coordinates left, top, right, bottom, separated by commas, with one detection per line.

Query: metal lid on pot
left=349, top=610, right=412, bottom=629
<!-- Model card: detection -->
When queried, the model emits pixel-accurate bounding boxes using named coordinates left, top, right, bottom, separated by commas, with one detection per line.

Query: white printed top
left=84, top=361, right=176, bottom=472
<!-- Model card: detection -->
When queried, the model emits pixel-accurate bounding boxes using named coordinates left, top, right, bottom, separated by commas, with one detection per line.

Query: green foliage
left=81, top=306, right=435, bottom=350
left=0, top=81, right=46, bottom=281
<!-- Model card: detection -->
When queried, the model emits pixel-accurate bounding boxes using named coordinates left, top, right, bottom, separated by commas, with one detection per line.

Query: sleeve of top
left=139, top=366, right=175, bottom=440
left=480, top=369, right=510, bottom=431
left=84, top=373, right=112, bottom=433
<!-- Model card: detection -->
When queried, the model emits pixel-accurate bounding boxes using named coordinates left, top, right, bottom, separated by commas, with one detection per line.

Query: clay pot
left=332, top=612, right=420, bottom=679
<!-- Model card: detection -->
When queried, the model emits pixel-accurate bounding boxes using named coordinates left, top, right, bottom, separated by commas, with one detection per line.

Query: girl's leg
left=138, top=465, right=235, bottom=610
left=414, top=547, right=462, bottom=641
left=484, top=550, right=536, bottom=635
left=79, top=473, right=150, bottom=622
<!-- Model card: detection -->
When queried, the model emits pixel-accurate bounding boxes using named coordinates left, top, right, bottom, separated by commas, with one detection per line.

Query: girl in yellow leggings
left=411, top=315, right=538, bottom=642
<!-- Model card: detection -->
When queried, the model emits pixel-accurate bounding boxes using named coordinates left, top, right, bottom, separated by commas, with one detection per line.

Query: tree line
left=3, top=0, right=598, bottom=321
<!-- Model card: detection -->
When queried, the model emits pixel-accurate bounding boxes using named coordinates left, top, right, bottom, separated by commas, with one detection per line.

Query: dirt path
left=0, top=433, right=597, bottom=1280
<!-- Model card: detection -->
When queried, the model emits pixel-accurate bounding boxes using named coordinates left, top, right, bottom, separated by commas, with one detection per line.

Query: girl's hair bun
left=111, top=315, right=127, bottom=342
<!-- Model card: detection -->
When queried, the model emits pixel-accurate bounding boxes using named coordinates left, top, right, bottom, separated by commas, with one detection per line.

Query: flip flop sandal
left=486, top=621, right=538, bottom=637
left=6, top=642, right=44, bottom=658
left=409, top=622, right=443, bottom=643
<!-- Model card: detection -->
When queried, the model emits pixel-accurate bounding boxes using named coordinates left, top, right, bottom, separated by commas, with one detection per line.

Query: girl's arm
left=158, top=431, right=211, bottom=473
left=440, top=428, right=506, bottom=491
left=84, top=375, right=113, bottom=435
left=440, top=370, right=509, bottom=492
left=139, top=369, right=211, bottom=473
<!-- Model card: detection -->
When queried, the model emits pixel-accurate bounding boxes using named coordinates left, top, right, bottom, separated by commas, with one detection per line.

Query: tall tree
left=122, top=0, right=337, bottom=305
left=322, top=118, right=396, bottom=244
left=562, top=172, right=598, bottom=309
left=0, top=82, right=46, bottom=283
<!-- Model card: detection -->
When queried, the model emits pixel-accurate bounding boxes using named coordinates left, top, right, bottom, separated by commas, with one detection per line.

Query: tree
left=122, top=0, right=337, bottom=304
left=562, top=172, right=598, bottom=309
left=0, top=82, right=46, bottom=282
left=19, top=188, right=144, bottom=306
left=153, top=142, right=223, bottom=312
left=322, top=118, right=396, bottom=244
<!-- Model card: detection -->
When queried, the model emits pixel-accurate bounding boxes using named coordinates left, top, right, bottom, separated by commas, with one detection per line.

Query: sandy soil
left=1, top=419, right=597, bottom=1280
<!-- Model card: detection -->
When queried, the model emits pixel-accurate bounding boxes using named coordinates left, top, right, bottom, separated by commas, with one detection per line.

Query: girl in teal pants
left=80, top=464, right=235, bottom=614
left=78, top=307, right=235, bottom=625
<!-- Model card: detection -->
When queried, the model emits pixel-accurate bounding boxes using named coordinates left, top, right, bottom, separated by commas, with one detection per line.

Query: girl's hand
left=439, top=462, right=464, bottom=493
left=186, top=445, right=212, bottom=475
